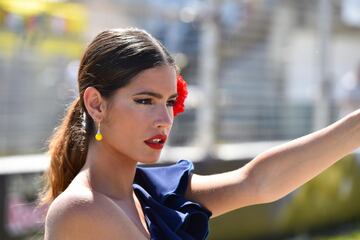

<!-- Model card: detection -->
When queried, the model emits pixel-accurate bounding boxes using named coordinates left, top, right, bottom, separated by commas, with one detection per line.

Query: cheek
left=106, top=103, right=149, bottom=133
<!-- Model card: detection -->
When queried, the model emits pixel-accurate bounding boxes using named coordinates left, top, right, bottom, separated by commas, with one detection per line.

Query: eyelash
left=134, top=99, right=152, bottom=105
left=134, top=99, right=176, bottom=107
left=167, top=100, right=176, bottom=107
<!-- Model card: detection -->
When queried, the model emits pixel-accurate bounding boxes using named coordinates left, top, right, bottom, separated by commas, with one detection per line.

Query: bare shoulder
left=44, top=187, right=146, bottom=240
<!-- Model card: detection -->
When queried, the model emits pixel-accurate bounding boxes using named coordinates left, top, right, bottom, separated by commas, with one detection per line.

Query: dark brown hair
left=40, top=28, right=175, bottom=205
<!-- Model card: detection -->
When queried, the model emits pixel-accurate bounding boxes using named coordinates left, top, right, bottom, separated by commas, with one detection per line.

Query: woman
left=41, top=28, right=360, bottom=240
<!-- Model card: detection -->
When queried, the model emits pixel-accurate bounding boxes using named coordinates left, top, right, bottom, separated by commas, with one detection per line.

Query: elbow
left=258, top=192, right=284, bottom=204
left=255, top=188, right=278, bottom=204
left=255, top=180, right=291, bottom=204
left=247, top=170, right=283, bottom=204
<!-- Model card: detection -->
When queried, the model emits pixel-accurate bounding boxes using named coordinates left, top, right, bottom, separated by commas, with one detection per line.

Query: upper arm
left=185, top=166, right=265, bottom=218
left=44, top=193, right=146, bottom=240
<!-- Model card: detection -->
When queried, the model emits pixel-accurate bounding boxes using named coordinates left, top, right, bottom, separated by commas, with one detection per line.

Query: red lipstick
left=144, top=134, right=167, bottom=150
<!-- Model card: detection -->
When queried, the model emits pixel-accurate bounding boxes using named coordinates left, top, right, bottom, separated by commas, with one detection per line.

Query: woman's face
left=102, top=65, right=177, bottom=164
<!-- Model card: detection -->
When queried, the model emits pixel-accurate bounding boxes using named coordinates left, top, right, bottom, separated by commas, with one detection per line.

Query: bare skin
left=45, top=65, right=360, bottom=239
left=45, top=66, right=177, bottom=239
left=185, top=110, right=360, bottom=218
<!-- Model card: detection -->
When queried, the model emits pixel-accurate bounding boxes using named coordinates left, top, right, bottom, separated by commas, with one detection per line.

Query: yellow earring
left=95, top=122, right=103, bottom=141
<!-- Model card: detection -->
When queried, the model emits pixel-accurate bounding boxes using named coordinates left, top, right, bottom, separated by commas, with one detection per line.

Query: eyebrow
left=133, top=91, right=178, bottom=99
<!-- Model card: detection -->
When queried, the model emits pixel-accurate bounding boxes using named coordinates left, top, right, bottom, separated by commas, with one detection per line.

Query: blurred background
left=0, top=0, right=360, bottom=239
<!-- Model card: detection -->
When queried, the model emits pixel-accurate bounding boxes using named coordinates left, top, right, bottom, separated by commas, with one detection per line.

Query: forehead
left=126, top=65, right=177, bottom=92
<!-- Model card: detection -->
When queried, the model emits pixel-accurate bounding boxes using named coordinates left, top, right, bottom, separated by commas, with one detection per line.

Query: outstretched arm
left=186, top=110, right=360, bottom=218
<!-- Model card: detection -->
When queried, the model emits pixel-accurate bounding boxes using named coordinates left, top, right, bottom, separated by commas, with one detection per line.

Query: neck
left=80, top=140, right=137, bottom=200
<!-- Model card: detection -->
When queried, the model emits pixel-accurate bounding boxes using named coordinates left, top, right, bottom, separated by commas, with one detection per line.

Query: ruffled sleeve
left=133, top=159, right=212, bottom=240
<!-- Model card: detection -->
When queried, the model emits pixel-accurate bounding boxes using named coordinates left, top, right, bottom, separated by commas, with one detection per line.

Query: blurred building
left=1, top=0, right=360, bottom=154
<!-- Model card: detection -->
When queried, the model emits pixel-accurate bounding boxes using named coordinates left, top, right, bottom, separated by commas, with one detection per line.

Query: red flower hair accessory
left=173, top=75, right=188, bottom=117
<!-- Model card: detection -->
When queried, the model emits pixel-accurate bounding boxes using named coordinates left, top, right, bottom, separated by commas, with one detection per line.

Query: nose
left=154, top=105, right=173, bottom=129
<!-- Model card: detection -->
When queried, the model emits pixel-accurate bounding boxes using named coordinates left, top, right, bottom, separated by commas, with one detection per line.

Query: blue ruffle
left=133, top=159, right=212, bottom=240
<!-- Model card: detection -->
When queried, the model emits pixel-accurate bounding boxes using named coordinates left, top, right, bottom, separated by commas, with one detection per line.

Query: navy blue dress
left=133, top=159, right=212, bottom=240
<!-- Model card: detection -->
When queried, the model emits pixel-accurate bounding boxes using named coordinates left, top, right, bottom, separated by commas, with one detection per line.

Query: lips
left=144, top=134, right=167, bottom=150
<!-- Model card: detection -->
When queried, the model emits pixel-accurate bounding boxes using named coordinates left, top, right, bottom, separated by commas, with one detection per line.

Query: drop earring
left=95, top=122, right=103, bottom=141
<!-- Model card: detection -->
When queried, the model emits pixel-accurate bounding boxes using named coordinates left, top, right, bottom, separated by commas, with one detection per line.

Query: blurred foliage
left=319, top=233, right=360, bottom=240
left=208, top=155, right=360, bottom=239
left=279, top=155, right=360, bottom=234
left=314, top=226, right=360, bottom=240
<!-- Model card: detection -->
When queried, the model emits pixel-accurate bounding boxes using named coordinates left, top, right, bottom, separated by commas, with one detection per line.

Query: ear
left=83, top=87, right=106, bottom=122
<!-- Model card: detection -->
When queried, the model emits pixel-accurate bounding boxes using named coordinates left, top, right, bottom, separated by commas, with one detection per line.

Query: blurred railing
left=0, top=149, right=360, bottom=239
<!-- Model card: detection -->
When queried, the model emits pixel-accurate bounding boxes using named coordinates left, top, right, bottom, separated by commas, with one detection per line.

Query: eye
left=167, top=99, right=176, bottom=107
left=134, top=98, right=153, bottom=105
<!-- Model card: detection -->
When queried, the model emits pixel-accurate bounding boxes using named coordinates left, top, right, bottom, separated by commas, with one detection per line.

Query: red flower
left=173, top=75, right=188, bottom=117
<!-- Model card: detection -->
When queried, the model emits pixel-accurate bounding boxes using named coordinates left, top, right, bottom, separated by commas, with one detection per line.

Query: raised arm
left=186, top=110, right=360, bottom=218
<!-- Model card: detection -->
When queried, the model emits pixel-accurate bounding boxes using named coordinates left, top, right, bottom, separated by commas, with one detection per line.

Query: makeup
left=144, top=134, right=167, bottom=150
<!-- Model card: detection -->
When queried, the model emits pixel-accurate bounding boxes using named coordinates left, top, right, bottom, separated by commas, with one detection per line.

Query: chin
left=141, top=154, right=161, bottom=164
